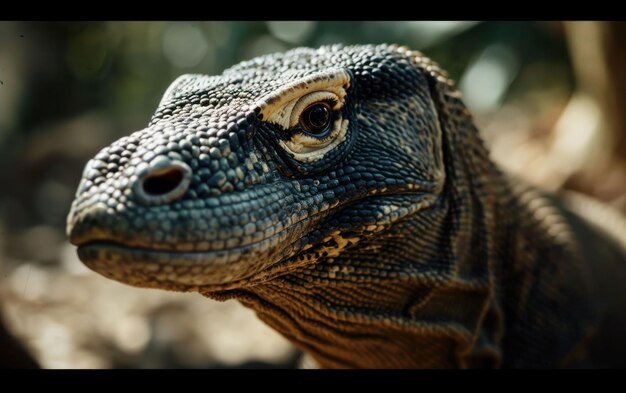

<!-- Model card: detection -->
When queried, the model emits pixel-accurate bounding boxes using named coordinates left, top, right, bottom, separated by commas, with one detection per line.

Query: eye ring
left=299, top=102, right=333, bottom=137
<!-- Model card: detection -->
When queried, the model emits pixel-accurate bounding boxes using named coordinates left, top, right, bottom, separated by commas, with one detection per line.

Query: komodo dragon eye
left=265, top=88, right=348, bottom=163
left=299, top=102, right=333, bottom=136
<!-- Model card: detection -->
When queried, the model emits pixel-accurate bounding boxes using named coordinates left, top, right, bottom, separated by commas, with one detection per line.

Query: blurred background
left=0, top=21, right=624, bottom=369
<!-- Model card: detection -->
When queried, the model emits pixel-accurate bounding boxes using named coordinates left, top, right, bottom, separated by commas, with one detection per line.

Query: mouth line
left=71, top=205, right=320, bottom=259
left=76, top=240, right=269, bottom=291
left=78, top=239, right=262, bottom=257
left=72, top=191, right=438, bottom=292
left=73, top=190, right=435, bottom=259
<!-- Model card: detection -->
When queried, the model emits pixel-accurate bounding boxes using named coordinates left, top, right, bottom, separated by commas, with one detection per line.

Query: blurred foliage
left=0, top=21, right=574, bottom=232
left=0, top=21, right=623, bottom=369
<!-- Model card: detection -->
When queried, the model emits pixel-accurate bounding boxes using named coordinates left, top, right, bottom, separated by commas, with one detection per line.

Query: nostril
left=133, top=158, right=192, bottom=205
left=143, top=168, right=185, bottom=196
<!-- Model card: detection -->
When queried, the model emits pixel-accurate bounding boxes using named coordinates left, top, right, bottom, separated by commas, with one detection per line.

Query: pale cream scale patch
left=257, top=69, right=351, bottom=163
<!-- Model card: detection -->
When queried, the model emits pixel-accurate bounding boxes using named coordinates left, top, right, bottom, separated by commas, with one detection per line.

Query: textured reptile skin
left=67, top=44, right=626, bottom=368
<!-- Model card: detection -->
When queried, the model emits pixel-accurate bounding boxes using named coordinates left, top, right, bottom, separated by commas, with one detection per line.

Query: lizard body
left=67, top=44, right=626, bottom=368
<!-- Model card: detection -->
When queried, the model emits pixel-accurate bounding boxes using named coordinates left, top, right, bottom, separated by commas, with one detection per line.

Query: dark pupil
left=305, top=104, right=330, bottom=133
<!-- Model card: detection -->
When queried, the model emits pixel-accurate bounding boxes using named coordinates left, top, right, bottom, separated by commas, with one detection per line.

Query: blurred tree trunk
left=552, top=22, right=626, bottom=210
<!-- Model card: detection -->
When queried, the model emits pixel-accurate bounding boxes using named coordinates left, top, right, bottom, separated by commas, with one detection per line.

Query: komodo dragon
left=67, top=44, right=626, bottom=368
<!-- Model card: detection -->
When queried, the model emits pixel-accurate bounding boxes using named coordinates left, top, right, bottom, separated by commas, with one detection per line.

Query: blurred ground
left=0, top=21, right=624, bottom=369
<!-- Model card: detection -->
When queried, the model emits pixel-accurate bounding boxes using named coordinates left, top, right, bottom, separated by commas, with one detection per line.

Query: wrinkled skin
left=68, top=44, right=626, bottom=368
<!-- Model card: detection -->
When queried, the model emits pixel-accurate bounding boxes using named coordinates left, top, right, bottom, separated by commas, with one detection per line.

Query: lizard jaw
left=69, top=200, right=324, bottom=291
left=72, top=192, right=438, bottom=291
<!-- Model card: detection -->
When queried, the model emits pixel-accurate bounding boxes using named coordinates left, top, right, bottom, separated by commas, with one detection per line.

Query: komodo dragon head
left=68, top=44, right=501, bottom=367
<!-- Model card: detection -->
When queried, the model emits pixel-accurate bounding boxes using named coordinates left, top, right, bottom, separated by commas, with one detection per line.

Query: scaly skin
left=67, top=44, right=626, bottom=368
